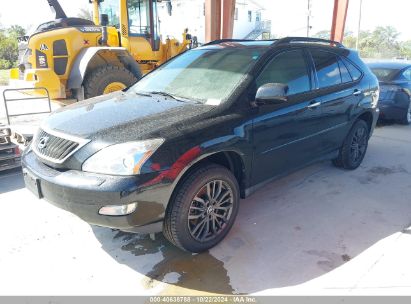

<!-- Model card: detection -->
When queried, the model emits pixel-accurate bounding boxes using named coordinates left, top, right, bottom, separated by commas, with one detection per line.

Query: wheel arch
left=67, top=47, right=142, bottom=91
left=169, top=150, right=247, bottom=207
left=356, top=110, right=374, bottom=134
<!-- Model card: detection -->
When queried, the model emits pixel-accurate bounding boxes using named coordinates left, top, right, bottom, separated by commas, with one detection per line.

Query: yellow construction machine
left=9, top=0, right=195, bottom=100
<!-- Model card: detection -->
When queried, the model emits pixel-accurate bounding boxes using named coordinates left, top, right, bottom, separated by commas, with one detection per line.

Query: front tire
left=83, top=65, right=138, bottom=99
left=163, top=163, right=240, bottom=252
left=332, top=119, right=369, bottom=170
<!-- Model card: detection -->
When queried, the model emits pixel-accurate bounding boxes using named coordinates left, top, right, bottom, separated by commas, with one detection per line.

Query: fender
left=166, top=148, right=248, bottom=199
left=67, top=47, right=142, bottom=90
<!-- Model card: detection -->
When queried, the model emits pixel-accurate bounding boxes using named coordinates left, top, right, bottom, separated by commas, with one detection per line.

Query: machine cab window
left=100, top=0, right=121, bottom=27
left=127, top=0, right=151, bottom=36
left=127, top=0, right=160, bottom=50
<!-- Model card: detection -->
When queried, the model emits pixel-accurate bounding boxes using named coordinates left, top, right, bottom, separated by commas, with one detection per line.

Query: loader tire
left=83, top=65, right=139, bottom=99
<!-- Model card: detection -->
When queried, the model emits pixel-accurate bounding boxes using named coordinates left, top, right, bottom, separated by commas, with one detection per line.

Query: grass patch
left=0, top=69, right=10, bottom=85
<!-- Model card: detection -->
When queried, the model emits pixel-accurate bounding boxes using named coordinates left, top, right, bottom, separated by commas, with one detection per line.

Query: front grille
left=32, top=129, right=86, bottom=163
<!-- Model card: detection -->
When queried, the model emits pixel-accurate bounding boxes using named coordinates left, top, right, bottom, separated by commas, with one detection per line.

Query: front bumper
left=22, top=150, right=167, bottom=233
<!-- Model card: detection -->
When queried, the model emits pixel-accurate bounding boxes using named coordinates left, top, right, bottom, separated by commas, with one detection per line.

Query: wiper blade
left=144, top=91, right=203, bottom=104
left=134, top=91, right=152, bottom=97
left=148, top=91, right=182, bottom=101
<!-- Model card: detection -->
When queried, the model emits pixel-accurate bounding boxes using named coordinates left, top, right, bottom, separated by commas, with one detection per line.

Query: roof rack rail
left=276, top=37, right=345, bottom=48
left=203, top=38, right=278, bottom=46
left=201, top=37, right=344, bottom=48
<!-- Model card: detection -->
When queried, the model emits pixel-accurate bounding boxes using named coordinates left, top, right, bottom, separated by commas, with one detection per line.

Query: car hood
left=42, top=91, right=214, bottom=143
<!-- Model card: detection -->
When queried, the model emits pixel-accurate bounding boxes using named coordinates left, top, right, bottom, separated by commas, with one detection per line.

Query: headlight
left=82, top=139, right=164, bottom=175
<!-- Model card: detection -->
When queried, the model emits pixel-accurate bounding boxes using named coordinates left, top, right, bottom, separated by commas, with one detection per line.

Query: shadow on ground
left=0, top=168, right=24, bottom=193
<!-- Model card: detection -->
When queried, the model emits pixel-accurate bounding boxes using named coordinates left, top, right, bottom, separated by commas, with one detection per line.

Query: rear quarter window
left=338, top=58, right=352, bottom=83
left=342, top=57, right=363, bottom=81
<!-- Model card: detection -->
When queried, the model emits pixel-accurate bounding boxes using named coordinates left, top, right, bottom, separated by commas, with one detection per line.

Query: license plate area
left=23, top=168, right=43, bottom=199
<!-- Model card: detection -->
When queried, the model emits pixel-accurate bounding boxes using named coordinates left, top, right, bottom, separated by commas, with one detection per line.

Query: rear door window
left=256, top=49, right=310, bottom=96
left=310, top=50, right=342, bottom=88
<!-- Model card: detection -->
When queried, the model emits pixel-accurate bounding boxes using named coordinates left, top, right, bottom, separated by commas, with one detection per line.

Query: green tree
left=399, top=40, right=411, bottom=59
left=8, top=25, right=25, bottom=38
left=342, top=26, right=403, bottom=58
left=0, top=34, right=18, bottom=69
left=0, top=24, right=24, bottom=69
left=363, top=26, right=400, bottom=58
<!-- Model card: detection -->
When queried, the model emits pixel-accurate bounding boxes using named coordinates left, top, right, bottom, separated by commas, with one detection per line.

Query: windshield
left=131, top=48, right=262, bottom=105
left=371, top=68, right=400, bottom=82
left=100, top=0, right=120, bottom=27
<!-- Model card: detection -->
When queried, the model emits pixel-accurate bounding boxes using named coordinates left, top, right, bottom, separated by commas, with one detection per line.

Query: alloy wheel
left=187, top=180, right=234, bottom=242
left=350, top=126, right=367, bottom=164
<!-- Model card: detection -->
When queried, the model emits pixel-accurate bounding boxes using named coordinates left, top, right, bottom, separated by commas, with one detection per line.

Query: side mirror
left=255, top=83, right=288, bottom=105
left=100, top=14, right=109, bottom=26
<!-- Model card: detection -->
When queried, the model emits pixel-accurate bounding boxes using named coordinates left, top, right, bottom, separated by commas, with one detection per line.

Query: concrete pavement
left=0, top=123, right=410, bottom=295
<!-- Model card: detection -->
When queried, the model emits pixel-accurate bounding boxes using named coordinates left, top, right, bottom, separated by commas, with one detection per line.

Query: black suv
left=22, top=37, right=379, bottom=252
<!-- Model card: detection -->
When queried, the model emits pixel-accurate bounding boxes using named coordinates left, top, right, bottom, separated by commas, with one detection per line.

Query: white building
left=157, top=0, right=270, bottom=44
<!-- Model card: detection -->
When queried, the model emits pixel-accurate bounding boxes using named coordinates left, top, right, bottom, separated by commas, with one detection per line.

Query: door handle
left=353, top=89, right=362, bottom=96
left=307, top=101, right=321, bottom=109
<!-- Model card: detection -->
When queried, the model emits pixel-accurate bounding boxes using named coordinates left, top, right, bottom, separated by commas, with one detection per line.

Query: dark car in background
left=367, top=61, right=411, bottom=124
left=22, top=37, right=379, bottom=252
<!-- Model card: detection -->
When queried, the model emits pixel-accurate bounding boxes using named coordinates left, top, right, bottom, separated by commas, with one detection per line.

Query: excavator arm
left=46, top=0, right=67, bottom=19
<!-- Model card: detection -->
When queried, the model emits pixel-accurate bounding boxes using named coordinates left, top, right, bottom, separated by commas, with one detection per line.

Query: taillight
left=14, top=147, right=20, bottom=156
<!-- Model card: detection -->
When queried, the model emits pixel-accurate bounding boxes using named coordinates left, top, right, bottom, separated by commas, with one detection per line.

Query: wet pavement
left=0, top=123, right=411, bottom=295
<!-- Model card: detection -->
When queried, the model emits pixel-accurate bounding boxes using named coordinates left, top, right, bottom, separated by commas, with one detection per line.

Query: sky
left=260, top=0, right=411, bottom=40
left=1, top=0, right=411, bottom=40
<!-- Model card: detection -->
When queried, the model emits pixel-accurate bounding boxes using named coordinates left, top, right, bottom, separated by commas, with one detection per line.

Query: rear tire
left=163, top=163, right=240, bottom=252
left=332, top=119, right=369, bottom=170
left=83, top=65, right=138, bottom=99
left=399, top=100, right=411, bottom=125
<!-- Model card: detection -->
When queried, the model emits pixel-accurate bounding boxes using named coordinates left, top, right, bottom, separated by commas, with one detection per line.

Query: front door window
left=256, top=49, right=311, bottom=96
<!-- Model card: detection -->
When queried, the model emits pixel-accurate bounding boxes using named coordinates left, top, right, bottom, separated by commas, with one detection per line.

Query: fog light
left=98, top=202, right=137, bottom=216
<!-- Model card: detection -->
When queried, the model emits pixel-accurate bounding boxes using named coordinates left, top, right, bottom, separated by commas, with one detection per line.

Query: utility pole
left=307, top=0, right=311, bottom=37
left=356, top=0, right=363, bottom=50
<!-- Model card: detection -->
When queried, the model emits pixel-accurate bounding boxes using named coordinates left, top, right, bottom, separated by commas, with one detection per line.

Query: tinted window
left=256, top=49, right=310, bottom=96
left=311, top=50, right=341, bottom=88
left=338, top=59, right=352, bottom=83
left=343, top=58, right=362, bottom=81
left=370, top=68, right=398, bottom=81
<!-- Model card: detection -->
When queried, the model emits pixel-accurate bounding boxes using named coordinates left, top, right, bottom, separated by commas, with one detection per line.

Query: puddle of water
left=114, top=231, right=234, bottom=294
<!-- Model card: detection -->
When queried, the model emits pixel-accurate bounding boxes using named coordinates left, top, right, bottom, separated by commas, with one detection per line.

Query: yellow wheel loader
left=9, top=0, right=196, bottom=100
